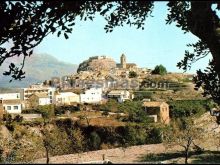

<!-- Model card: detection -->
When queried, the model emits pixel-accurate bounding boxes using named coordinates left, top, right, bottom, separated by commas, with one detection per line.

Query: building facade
left=55, top=92, right=80, bottom=105
left=22, top=84, right=56, bottom=106
left=27, top=93, right=51, bottom=108
left=0, top=99, right=22, bottom=114
left=107, top=90, right=132, bottom=103
left=0, top=92, right=22, bottom=114
left=80, top=88, right=102, bottom=104
left=142, top=101, right=170, bottom=124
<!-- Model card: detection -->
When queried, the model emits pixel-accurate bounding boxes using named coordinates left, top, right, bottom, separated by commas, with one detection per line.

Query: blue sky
left=34, top=2, right=211, bottom=74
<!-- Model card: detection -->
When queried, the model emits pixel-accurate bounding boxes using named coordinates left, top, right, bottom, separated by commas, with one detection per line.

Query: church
left=116, top=54, right=137, bottom=70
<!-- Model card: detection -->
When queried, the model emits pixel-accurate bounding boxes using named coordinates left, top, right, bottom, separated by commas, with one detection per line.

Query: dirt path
left=34, top=144, right=166, bottom=164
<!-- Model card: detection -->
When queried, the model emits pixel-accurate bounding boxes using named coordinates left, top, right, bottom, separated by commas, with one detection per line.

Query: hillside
left=33, top=112, right=220, bottom=164
left=0, top=54, right=78, bottom=88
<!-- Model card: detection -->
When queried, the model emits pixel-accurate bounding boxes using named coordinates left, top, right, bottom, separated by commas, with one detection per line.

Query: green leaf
left=64, top=33, right=69, bottom=39
left=68, top=22, right=75, bottom=26
left=10, top=63, right=15, bottom=68
left=57, top=31, right=61, bottom=37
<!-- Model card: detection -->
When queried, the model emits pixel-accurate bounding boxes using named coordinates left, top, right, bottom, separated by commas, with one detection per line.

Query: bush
left=100, top=99, right=119, bottom=113
left=89, top=131, right=101, bottom=150
left=5, top=123, right=14, bottom=132
left=3, top=114, right=12, bottom=122
left=147, top=127, right=163, bottom=144
left=55, top=105, right=80, bottom=115
left=133, top=91, right=153, bottom=101
left=102, top=111, right=109, bottom=117
left=168, top=99, right=213, bottom=118
left=13, top=115, right=23, bottom=123
left=22, top=105, right=55, bottom=119
left=129, top=71, right=138, bottom=78
left=38, top=105, right=55, bottom=118
left=152, top=64, right=167, bottom=75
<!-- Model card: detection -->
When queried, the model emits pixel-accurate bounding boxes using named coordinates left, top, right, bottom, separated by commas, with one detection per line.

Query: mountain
left=0, top=53, right=78, bottom=88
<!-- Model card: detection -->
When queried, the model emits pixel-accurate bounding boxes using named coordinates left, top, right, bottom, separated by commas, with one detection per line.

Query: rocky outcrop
left=77, top=56, right=116, bottom=73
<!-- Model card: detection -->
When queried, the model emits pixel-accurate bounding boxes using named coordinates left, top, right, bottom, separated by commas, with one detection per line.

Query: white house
left=22, top=84, right=56, bottom=104
left=28, top=93, right=51, bottom=108
left=80, top=88, right=102, bottom=104
left=107, top=90, right=132, bottom=103
left=0, top=93, right=21, bottom=100
left=55, top=92, right=80, bottom=105
left=0, top=92, right=22, bottom=114
left=1, top=99, right=22, bottom=114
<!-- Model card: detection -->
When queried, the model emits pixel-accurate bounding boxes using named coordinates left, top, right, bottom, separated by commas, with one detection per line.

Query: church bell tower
left=120, top=54, right=126, bottom=69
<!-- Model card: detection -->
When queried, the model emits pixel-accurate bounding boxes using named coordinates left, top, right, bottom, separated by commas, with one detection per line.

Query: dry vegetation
left=79, top=117, right=126, bottom=127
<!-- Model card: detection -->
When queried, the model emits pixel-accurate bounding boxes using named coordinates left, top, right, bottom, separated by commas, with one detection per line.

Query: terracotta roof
left=142, top=101, right=168, bottom=107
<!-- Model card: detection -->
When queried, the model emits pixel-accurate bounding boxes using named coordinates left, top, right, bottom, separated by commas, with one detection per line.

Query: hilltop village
left=0, top=53, right=217, bottom=163
left=0, top=54, right=199, bottom=121
left=0, top=54, right=197, bottom=124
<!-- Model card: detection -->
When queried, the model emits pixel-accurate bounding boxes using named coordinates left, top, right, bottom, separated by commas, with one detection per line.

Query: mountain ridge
left=0, top=53, right=78, bottom=88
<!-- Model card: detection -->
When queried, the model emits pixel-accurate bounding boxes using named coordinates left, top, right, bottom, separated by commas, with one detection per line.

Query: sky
left=34, top=1, right=211, bottom=74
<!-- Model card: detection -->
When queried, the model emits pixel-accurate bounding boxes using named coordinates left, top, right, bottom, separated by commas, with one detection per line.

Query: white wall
left=107, top=90, right=130, bottom=103
left=0, top=93, right=20, bottom=100
left=3, top=104, right=22, bottom=114
left=23, top=87, right=56, bottom=103
left=39, top=98, right=51, bottom=105
left=55, top=92, right=80, bottom=105
left=48, top=87, right=56, bottom=104
left=80, top=88, right=102, bottom=104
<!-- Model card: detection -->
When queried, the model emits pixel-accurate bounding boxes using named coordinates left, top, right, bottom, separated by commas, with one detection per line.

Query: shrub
left=55, top=105, right=80, bottom=115
left=168, top=99, right=213, bottom=118
left=152, top=64, right=167, bottom=75
left=100, top=99, right=118, bottom=113
left=89, top=131, right=101, bottom=150
left=129, top=71, right=138, bottom=78
left=13, top=115, right=23, bottom=123
left=133, top=91, right=153, bottom=101
left=37, top=105, right=55, bottom=119
left=22, top=105, right=56, bottom=119
left=147, top=127, right=163, bottom=144
left=102, top=111, right=109, bottom=117
left=3, top=114, right=12, bottom=122
left=5, top=123, right=14, bottom=132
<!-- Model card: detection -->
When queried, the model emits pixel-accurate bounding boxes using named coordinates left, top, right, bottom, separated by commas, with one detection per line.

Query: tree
left=152, top=64, right=167, bottom=75
left=39, top=120, right=55, bottom=164
left=129, top=71, right=138, bottom=78
left=164, top=119, right=203, bottom=164
left=0, top=1, right=220, bottom=104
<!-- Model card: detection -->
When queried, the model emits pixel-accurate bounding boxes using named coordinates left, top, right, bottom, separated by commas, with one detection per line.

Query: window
left=49, top=91, right=52, bottom=95
left=7, top=106, right=11, bottom=110
left=14, top=106, right=19, bottom=110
